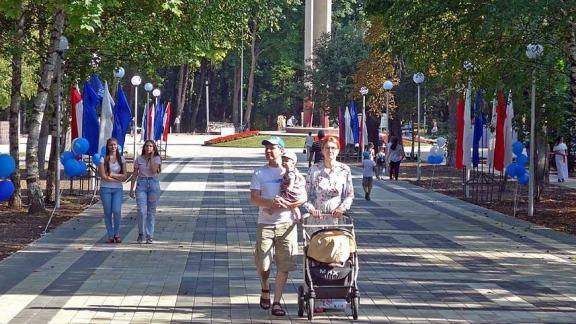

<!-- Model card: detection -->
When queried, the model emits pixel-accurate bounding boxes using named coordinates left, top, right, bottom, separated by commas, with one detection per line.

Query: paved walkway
left=1, top=138, right=576, bottom=323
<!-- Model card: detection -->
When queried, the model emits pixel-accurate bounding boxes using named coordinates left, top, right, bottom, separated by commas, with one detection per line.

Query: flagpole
left=131, top=76, right=142, bottom=160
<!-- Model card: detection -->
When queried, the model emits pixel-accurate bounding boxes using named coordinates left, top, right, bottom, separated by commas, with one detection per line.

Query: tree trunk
left=447, top=94, right=458, bottom=166
left=8, top=8, right=26, bottom=209
left=190, top=59, right=207, bottom=132
left=243, top=17, right=259, bottom=130
left=45, top=85, right=58, bottom=203
left=174, top=64, right=188, bottom=133
left=567, top=10, right=576, bottom=114
left=232, top=65, right=240, bottom=127
left=534, top=127, right=549, bottom=201
left=25, top=9, right=65, bottom=214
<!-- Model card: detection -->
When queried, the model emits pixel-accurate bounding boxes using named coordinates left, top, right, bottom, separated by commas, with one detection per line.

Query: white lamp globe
left=131, top=75, right=142, bottom=86
left=359, top=86, right=368, bottom=96
left=152, top=88, right=161, bottom=97
left=144, top=83, right=153, bottom=92
left=383, top=80, right=393, bottom=91
left=413, top=72, right=425, bottom=84
left=113, top=67, right=125, bottom=78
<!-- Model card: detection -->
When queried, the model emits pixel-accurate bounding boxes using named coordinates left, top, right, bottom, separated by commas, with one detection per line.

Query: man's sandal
left=259, top=289, right=271, bottom=310
left=271, top=302, right=286, bottom=316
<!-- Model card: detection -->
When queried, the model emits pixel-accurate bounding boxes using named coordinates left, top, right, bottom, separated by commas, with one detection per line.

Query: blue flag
left=472, top=91, right=485, bottom=167
left=82, top=81, right=100, bottom=155
left=112, top=84, right=132, bottom=151
left=154, top=99, right=164, bottom=141
left=350, top=101, right=359, bottom=144
left=89, top=73, right=104, bottom=104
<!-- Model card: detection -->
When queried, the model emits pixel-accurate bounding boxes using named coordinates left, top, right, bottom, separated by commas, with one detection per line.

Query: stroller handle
left=301, top=213, right=354, bottom=227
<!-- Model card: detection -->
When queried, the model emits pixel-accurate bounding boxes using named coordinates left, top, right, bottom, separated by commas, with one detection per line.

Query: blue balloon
left=100, top=146, right=107, bottom=157
left=0, top=180, right=15, bottom=202
left=517, top=154, right=528, bottom=166
left=506, top=163, right=517, bottom=177
left=92, top=153, right=102, bottom=167
left=512, top=141, right=524, bottom=156
left=0, top=154, right=16, bottom=178
left=64, top=159, right=80, bottom=177
left=427, top=155, right=443, bottom=165
left=72, top=137, right=90, bottom=155
left=60, top=151, right=75, bottom=165
left=518, top=173, right=529, bottom=185
left=77, top=161, right=88, bottom=176
left=514, top=163, right=526, bottom=178
left=434, top=156, right=444, bottom=164
left=427, top=155, right=435, bottom=164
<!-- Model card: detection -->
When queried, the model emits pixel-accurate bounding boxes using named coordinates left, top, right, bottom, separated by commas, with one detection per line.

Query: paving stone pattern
left=1, top=150, right=576, bottom=323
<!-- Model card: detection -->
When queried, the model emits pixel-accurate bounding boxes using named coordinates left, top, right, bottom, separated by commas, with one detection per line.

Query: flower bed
left=204, top=130, right=260, bottom=145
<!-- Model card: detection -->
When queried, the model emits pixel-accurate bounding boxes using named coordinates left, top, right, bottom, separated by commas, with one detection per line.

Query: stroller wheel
left=351, top=296, right=359, bottom=320
left=307, top=297, right=314, bottom=320
left=297, top=285, right=304, bottom=317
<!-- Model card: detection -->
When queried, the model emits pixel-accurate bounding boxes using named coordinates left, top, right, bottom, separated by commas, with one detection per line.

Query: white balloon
left=436, top=137, right=446, bottom=148
left=430, top=146, right=439, bottom=156
left=113, top=67, right=125, bottom=78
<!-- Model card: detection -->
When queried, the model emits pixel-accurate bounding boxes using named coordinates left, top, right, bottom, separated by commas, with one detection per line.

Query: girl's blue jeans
left=136, top=177, right=160, bottom=239
left=100, top=187, right=123, bottom=239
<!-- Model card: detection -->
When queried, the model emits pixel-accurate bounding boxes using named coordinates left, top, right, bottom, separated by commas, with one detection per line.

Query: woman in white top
left=553, top=136, right=569, bottom=183
left=99, top=138, right=127, bottom=243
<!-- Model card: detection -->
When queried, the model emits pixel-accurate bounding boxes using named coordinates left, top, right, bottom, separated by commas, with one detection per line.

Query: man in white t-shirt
left=250, top=136, right=306, bottom=316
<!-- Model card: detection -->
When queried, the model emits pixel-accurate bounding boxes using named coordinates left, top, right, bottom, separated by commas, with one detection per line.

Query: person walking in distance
left=375, top=146, right=387, bottom=180
left=130, top=140, right=162, bottom=244
left=308, top=130, right=325, bottom=167
left=386, top=136, right=405, bottom=181
left=362, top=151, right=376, bottom=200
left=250, top=136, right=306, bottom=316
left=305, top=131, right=314, bottom=164
left=98, top=138, right=128, bottom=243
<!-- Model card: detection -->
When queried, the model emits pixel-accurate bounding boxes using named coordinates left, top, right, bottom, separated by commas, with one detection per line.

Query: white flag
left=503, top=90, right=517, bottom=167
left=98, top=81, right=115, bottom=154
left=487, top=95, right=497, bottom=167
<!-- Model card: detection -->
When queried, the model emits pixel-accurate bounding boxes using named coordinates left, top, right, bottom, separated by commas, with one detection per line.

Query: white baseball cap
left=281, top=151, right=298, bottom=163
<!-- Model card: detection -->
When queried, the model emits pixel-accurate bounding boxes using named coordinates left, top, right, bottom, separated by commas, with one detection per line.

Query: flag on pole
left=493, top=91, right=506, bottom=171
left=70, top=85, right=83, bottom=140
left=89, top=73, right=104, bottom=104
left=162, top=102, right=172, bottom=141
left=154, top=99, right=164, bottom=141
left=487, top=94, right=497, bottom=168
left=503, top=91, right=516, bottom=167
left=455, top=95, right=465, bottom=169
left=82, top=81, right=100, bottom=155
left=141, top=102, right=148, bottom=142
left=98, top=81, right=115, bottom=154
left=472, top=91, right=485, bottom=168
left=344, top=106, right=354, bottom=145
left=350, top=101, right=359, bottom=145
left=112, top=83, right=132, bottom=151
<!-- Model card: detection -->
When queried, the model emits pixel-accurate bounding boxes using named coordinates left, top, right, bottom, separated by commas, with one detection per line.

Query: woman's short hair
left=321, top=136, right=340, bottom=149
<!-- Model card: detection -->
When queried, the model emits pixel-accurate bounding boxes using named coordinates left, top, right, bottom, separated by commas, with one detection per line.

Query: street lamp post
left=383, top=80, right=393, bottom=133
left=205, top=80, right=210, bottom=133
left=130, top=75, right=142, bottom=158
left=413, top=72, right=425, bottom=181
left=526, top=43, right=543, bottom=217
left=55, top=35, right=68, bottom=208
left=360, top=87, right=369, bottom=153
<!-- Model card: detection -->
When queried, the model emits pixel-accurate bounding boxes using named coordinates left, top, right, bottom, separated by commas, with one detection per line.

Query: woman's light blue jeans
left=136, top=177, right=160, bottom=240
left=100, top=187, right=123, bottom=239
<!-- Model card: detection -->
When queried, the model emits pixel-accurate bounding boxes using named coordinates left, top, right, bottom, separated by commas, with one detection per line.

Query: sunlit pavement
left=1, top=134, right=576, bottom=323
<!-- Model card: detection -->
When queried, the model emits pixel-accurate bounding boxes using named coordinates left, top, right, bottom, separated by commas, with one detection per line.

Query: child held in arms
left=263, top=151, right=307, bottom=222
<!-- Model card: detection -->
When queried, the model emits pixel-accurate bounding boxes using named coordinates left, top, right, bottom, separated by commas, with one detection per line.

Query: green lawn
left=211, top=135, right=305, bottom=148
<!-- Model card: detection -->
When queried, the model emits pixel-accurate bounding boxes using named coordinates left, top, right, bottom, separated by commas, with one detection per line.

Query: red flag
left=147, top=102, right=155, bottom=140
left=455, top=94, right=465, bottom=169
left=70, top=85, right=83, bottom=140
left=493, top=91, right=507, bottom=171
left=162, top=102, right=171, bottom=141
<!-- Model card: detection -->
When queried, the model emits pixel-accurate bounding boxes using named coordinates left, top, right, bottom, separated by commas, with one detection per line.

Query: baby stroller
left=297, top=214, right=360, bottom=320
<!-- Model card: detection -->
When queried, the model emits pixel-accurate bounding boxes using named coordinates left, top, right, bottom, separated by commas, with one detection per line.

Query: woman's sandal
left=259, top=289, right=271, bottom=310
left=271, top=302, right=286, bottom=316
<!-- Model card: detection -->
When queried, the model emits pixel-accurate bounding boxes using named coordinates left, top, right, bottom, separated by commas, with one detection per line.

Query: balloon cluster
left=60, top=137, right=90, bottom=177
left=427, top=137, right=446, bottom=165
left=506, top=141, right=529, bottom=185
left=0, top=154, right=16, bottom=202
